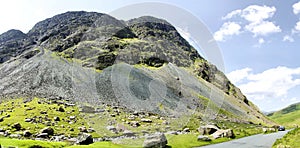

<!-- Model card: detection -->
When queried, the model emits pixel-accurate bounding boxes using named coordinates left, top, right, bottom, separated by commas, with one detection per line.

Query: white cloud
left=222, top=10, right=242, bottom=20
left=295, top=21, right=300, bottom=32
left=293, top=1, right=300, bottom=15
left=245, top=21, right=281, bottom=36
left=216, top=5, right=281, bottom=41
left=230, top=66, right=300, bottom=100
left=227, top=67, right=252, bottom=84
left=283, top=35, right=294, bottom=42
left=214, top=22, right=241, bottom=41
left=258, top=38, right=265, bottom=44
left=241, top=5, right=276, bottom=23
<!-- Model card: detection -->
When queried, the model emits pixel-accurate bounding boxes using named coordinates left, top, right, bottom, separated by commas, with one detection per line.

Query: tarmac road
left=198, top=130, right=289, bottom=148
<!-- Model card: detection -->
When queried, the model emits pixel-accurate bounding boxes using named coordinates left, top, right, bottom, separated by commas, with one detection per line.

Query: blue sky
left=1, top=0, right=300, bottom=112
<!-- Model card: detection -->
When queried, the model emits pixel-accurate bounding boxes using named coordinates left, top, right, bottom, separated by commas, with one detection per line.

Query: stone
left=58, top=106, right=65, bottom=112
left=78, top=126, right=88, bottom=132
left=23, top=130, right=32, bottom=137
left=87, top=128, right=95, bottom=133
left=12, top=123, right=22, bottom=130
left=25, top=118, right=32, bottom=122
left=54, top=116, right=60, bottom=121
left=133, top=111, right=139, bottom=116
left=224, top=129, right=235, bottom=138
left=198, top=125, right=219, bottom=135
left=128, top=115, right=136, bottom=120
left=130, top=121, right=140, bottom=127
left=143, top=133, right=168, bottom=148
left=76, top=133, right=93, bottom=145
left=106, top=126, right=117, bottom=133
left=51, top=135, right=66, bottom=142
left=197, top=135, right=211, bottom=141
left=166, top=131, right=178, bottom=135
left=0, top=117, right=4, bottom=122
left=37, top=133, right=48, bottom=138
left=40, top=127, right=54, bottom=135
left=9, top=134, right=21, bottom=138
left=69, top=116, right=76, bottom=120
left=123, top=130, right=135, bottom=137
left=40, top=111, right=47, bottom=114
left=211, top=129, right=235, bottom=139
left=141, top=118, right=152, bottom=123
left=183, top=128, right=190, bottom=133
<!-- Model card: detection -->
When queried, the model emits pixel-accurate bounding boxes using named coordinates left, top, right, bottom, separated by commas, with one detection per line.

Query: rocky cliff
left=0, top=11, right=272, bottom=125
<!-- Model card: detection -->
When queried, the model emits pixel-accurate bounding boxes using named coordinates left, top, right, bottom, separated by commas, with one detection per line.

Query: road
left=199, top=130, right=289, bottom=148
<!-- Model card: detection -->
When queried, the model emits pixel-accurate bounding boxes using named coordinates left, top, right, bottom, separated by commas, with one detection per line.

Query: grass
left=0, top=98, right=97, bottom=138
left=272, top=128, right=300, bottom=148
left=269, top=109, right=300, bottom=127
left=0, top=138, right=67, bottom=148
left=268, top=103, right=300, bottom=128
left=0, top=97, right=269, bottom=148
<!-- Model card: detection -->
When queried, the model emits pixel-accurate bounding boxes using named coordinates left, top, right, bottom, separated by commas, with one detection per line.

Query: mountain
left=0, top=11, right=275, bottom=144
left=268, top=102, right=300, bottom=127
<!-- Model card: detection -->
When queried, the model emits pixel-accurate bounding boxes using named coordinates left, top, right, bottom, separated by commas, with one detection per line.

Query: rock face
left=0, top=11, right=273, bottom=125
left=143, top=133, right=168, bottom=148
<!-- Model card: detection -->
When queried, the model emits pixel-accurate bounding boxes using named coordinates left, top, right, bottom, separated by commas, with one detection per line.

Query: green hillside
left=268, top=102, right=300, bottom=127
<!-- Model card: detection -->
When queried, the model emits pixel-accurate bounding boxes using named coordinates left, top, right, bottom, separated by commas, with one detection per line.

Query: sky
left=1, top=0, right=300, bottom=112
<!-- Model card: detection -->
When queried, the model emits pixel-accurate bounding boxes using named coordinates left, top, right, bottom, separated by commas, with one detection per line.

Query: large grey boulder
left=198, top=125, right=219, bottom=135
left=76, top=133, right=93, bottom=145
left=143, top=133, right=168, bottom=148
left=40, top=127, right=54, bottom=135
left=212, top=129, right=235, bottom=139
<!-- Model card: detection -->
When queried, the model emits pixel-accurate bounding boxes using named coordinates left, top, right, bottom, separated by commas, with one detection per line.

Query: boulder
left=197, top=135, right=211, bottom=141
left=78, top=126, right=88, bottom=132
left=37, top=133, right=48, bottom=138
left=166, top=131, right=178, bottom=135
left=25, top=118, right=32, bottom=122
left=12, top=123, right=22, bottom=130
left=212, top=129, right=235, bottom=139
left=198, top=125, right=219, bottom=135
left=69, top=116, right=76, bottom=120
left=143, top=133, right=168, bottom=148
left=23, top=130, right=32, bottom=137
left=87, top=128, right=95, bottom=133
left=123, top=130, right=136, bottom=137
left=58, top=106, right=65, bottom=112
left=54, top=116, right=60, bottom=121
left=183, top=128, right=190, bottom=133
left=130, top=121, right=140, bottom=127
left=9, top=134, right=21, bottom=138
left=40, top=127, right=54, bottom=135
left=141, top=118, right=152, bottom=123
left=0, top=117, right=4, bottom=122
left=106, top=126, right=117, bottom=133
left=76, top=133, right=93, bottom=145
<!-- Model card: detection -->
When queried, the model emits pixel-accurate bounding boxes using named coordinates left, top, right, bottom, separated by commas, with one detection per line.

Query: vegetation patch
left=273, top=128, right=300, bottom=148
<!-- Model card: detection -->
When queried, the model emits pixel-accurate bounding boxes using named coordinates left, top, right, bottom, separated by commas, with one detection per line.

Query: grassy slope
left=0, top=97, right=267, bottom=148
left=268, top=102, right=300, bottom=127
left=269, top=103, right=300, bottom=147
left=272, top=128, right=300, bottom=148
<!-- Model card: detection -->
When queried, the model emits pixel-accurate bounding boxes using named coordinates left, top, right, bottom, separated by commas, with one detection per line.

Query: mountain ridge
left=0, top=11, right=272, bottom=126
